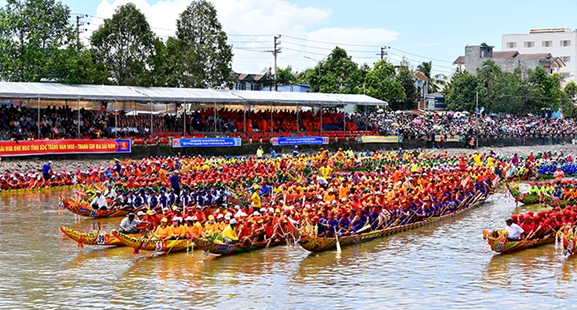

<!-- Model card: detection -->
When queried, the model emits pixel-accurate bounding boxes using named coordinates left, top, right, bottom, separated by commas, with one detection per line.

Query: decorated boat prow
left=59, top=226, right=132, bottom=247
left=111, top=230, right=193, bottom=254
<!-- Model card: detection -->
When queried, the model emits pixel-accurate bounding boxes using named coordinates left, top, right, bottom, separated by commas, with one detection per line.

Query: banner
left=357, top=136, right=400, bottom=143
left=271, top=136, right=329, bottom=146
left=172, top=138, right=242, bottom=148
left=444, top=136, right=462, bottom=143
left=0, top=139, right=131, bottom=157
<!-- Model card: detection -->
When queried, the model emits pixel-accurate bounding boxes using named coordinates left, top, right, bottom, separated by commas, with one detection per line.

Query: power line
left=282, top=41, right=376, bottom=53
left=389, top=47, right=454, bottom=64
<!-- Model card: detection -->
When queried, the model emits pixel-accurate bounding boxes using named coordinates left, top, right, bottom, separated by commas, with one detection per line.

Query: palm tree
left=417, top=61, right=447, bottom=93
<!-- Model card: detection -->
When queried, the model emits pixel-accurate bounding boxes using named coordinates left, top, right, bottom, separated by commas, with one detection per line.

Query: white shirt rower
left=505, top=219, right=524, bottom=240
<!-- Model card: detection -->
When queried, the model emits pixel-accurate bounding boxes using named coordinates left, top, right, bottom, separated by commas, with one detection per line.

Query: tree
left=444, top=69, right=479, bottom=112
left=276, top=65, right=297, bottom=86
left=0, top=0, right=76, bottom=82
left=363, top=59, right=405, bottom=109
left=475, top=60, right=502, bottom=113
left=307, top=47, right=362, bottom=94
left=396, top=64, right=418, bottom=109
left=563, top=80, right=577, bottom=104
left=167, top=0, right=234, bottom=88
left=416, top=61, right=446, bottom=93
left=90, top=3, right=159, bottom=86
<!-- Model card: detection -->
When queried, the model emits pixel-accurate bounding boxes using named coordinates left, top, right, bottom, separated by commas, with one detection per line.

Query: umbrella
left=395, top=110, right=404, bottom=114
left=461, top=111, right=470, bottom=115
left=433, top=125, right=443, bottom=130
left=447, top=111, right=455, bottom=115
left=412, top=119, right=422, bottom=124
left=377, top=109, right=384, bottom=113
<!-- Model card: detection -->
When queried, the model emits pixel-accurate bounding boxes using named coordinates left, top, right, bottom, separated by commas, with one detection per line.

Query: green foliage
left=0, top=0, right=75, bottom=82
left=166, top=0, right=234, bottom=88
left=307, top=47, right=362, bottom=94
left=363, top=59, right=405, bottom=109
left=276, top=65, right=297, bottom=86
left=563, top=80, right=577, bottom=104
left=90, top=3, right=159, bottom=86
left=396, top=65, right=418, bottom=109
left=444, top=69, right=479, bottom=112
left=445, top=60, right=569, bottom=115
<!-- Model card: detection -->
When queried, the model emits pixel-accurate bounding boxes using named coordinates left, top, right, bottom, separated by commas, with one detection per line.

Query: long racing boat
left=296, top=191, right=489, bottom=252
left=61, top=196, right=130, bottom=219
left=481, top=229, right=554, bottom=254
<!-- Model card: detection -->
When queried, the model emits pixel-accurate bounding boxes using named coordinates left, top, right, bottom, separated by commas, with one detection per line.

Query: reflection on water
left=1, top=188, right=577, bottom=308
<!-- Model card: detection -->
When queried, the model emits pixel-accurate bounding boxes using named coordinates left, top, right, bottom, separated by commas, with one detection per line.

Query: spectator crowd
left=0, top=103, right=575, bottom=142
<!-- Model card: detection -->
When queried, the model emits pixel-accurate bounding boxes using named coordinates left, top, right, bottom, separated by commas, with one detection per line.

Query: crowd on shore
left=367, top=111, right=577, bottom=140
left=1, top=103, right=576, bottom=142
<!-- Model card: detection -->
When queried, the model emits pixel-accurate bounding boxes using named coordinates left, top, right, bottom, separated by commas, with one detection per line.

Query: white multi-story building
left=502, top=28, right=577, bottom=81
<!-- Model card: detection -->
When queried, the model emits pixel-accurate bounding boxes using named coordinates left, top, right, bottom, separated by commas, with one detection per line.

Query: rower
left=90, top=190, right=108, bottom=210
left=155, top=218, right=173, bottom=240
left=222, top=219, right=239, bottom=244
left=505, top=219, right=525, bottom=241
left=170, top=217, right=186, bottom=239
left=119, top=213, right=143, bottom=234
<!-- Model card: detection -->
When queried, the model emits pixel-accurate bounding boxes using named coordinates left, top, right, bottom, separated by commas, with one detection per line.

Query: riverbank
left=0, top=142, right=574, bottom=175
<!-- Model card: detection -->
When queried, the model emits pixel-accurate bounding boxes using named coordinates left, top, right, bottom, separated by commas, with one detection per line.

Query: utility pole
left=75, top=14, right=89, bottom=50
left=376, top=46, right=389, bottom=60
left=475, top=90, right=479, bottom=148
left=273, top=35, right=282, bottom=91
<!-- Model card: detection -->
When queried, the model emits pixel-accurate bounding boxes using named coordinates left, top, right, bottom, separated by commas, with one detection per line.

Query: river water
left=0, top=187, right=576, bottom=309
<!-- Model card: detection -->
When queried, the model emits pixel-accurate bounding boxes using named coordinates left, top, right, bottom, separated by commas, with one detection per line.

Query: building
left=232, top=73, right=270, bottom=91
left=502, top=28, right=577, bottom=81
left=425, top=92, right=446, bottom=111
left=261, top=83, right=311, bottom=92
left=453, top=43, right=565, bottom=75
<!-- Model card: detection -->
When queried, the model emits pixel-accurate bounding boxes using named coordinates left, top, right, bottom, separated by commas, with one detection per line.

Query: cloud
left=87, top=0, right=400, bottom=73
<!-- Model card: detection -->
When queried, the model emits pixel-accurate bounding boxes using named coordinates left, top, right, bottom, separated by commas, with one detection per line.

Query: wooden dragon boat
left=296, top=192, right=488, bottom=252
left=60, top=196, right=130, bottom=219
left=59, top=226, right=135, bottom=247
left=111, top=230, right=193, bottom=254
left=481, top=229, right=554, bottom=254
left=193, top=235, right=284, bottom=256
left=506, top=183, right=571, bottom=207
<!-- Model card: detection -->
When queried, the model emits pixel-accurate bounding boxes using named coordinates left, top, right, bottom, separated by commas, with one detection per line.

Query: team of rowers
left=55, top=149, right=498, bottom=245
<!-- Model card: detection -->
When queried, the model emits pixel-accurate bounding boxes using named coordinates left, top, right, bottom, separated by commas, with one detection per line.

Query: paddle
left=334, top=227, right=341, bottom=253
left=165, top=236, right=180, bottom=255
left=266, top=224, right=279, bottom=249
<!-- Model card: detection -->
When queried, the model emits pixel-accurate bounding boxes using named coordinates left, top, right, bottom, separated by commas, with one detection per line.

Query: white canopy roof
left=0, top=82, right=387, bottom=107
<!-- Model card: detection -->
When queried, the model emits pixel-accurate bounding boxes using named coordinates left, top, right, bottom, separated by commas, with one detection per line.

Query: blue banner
left=172, top=138, right=242, bottom=148
left=271, top=136, right=329, bottom=146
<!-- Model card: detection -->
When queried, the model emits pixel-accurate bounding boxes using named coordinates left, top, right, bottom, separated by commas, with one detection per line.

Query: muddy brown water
left=0, top=187, right=576, bottom=309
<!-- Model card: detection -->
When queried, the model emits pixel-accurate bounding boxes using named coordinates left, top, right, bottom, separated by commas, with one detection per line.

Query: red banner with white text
left=0, top=139, right=131, bottom=157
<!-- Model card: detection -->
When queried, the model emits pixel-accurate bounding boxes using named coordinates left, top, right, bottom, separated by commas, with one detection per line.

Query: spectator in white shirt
left=90, top=190, right=109, bottom=211
left=505, top=219, right=525, bottom=241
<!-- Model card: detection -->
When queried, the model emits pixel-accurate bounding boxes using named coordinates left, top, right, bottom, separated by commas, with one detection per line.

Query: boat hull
left=111, top=230, right=192, bottom=253
left=482, top=229, right=554, bottom=254
left=61, top=196, right=129, bottom=219
left=59, top=226, right=132, bottom=247
left=194, top=237, right=283, bottom=256
left=297, top=194, right=487, bottom=252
